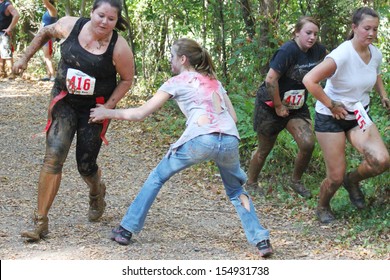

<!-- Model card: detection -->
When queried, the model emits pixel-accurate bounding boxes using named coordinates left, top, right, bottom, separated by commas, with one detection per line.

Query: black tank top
left=0, top=1, right=12, bottom=31
left=54, top=18, right=118, bottom=108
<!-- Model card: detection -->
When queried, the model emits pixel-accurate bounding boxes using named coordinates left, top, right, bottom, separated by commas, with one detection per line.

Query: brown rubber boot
left=21, top=170, right=61, bottom=241
left=21, top=214, right=49, bottom=241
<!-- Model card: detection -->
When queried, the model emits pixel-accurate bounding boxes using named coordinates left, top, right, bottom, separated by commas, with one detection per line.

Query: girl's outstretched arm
left=90, top=90, right=171, bottom=122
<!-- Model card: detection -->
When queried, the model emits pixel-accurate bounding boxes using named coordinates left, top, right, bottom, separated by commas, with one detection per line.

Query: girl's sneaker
left=256, top=239, right=273, bottom=258
left=111, top=225, right=132, bottom=245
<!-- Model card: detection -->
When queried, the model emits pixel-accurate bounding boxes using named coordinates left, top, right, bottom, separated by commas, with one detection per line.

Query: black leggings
left=41, top=99, right=105, bottom=177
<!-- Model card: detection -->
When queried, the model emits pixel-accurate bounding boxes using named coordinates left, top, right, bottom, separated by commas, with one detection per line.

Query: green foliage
left=12, top=0, right=390, bottom=253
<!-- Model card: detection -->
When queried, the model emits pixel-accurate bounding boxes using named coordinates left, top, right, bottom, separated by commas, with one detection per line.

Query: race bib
left=282, top=89, right=305, bottom=109
left=66, top=68, right=96, bottom=95
left=353, top=102, right=372, bottom=132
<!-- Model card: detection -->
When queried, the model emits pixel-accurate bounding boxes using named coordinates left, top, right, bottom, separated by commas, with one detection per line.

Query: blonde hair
left=173, top=38, right=217, bottom=79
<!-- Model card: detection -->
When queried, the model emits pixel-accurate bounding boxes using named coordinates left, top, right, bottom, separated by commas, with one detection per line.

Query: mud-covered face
left=90, top=2, right=118, bottom=36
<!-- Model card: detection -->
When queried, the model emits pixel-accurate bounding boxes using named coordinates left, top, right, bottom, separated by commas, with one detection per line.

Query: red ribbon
left=95, top=96, right=109, bottom=145
left=44, top=90, right=68, bottom=133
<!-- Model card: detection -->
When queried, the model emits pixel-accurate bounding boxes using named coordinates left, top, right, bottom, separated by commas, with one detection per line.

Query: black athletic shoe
left=256, top=239, right=273, bottom=258
left=111, top=225, right=132, bottom=245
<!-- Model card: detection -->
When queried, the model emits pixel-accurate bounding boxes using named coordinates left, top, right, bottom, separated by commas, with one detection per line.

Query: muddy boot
left=290, top=180, right=312, bottom=198
left=82, top=169, right=106, bottom=222
left=316, top=179, right=339, bottom=224
left=343, top=172, right=365, bottom=209
left=88, top=182, right=106, bottom=221
left=315, top=206, right=335, bottom=224
left=21, top=214, right=49, bottom=241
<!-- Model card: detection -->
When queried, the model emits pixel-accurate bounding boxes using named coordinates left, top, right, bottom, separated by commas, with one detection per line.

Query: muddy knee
left=41, top=158, right=64, bottom=174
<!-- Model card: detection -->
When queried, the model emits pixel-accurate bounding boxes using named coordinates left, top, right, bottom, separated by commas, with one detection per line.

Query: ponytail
left=173, top=38, right=217, bottom=79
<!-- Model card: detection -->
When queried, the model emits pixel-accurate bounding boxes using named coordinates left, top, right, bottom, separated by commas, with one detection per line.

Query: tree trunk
left=257, top=0, right=276, bottom=76
left=80, top=0, right=87, bottom=17
left=213, top=0, right=227, bottom=80
left=64, top=0, right=72, bottom=16
left=239, top=0, right=255, bottom=40
left=122, top=0, right=137, bottom=76
left=202, top=0, right=208, bottom=46
left=155, top=16, right=168, bottom=72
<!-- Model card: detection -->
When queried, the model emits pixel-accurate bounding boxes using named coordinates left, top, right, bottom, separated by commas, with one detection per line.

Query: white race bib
left=282, top=89, right=305, bottom=109
left=66, top=68, right=96, bottom=95
left=353, top=102, right=372, bottom=132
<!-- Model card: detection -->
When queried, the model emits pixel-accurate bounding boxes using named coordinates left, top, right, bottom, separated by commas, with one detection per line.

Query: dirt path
left=0, top=78, right=388, bottom=260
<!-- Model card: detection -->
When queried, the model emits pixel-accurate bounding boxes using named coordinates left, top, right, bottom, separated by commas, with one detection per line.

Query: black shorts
left=314, top=112, right=360, bottom=133
left=253, top=99, right=311, bottom=136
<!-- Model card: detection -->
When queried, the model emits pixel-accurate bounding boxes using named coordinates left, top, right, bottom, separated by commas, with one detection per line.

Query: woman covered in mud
left=12, top=0, right=134, bottom=241
left=247, top=16, right=327, bottom=198
left=303, top=7, right=389, bottom=223
left=90, top=38, right=273, bottom=258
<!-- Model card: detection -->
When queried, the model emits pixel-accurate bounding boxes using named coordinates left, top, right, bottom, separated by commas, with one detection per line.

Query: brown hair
left=293, top=16, right=320, bottom=38
left=348, top=7, right=379, bottom=39
left=92, top=0, right=129, bottom=31
left=173, top=38, right=217, bottom=79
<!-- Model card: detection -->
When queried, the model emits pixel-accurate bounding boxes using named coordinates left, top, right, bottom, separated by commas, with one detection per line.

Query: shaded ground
left=0, top=78, right=388, bottom=260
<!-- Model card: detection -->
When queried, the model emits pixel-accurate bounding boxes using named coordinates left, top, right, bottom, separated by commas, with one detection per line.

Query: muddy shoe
left=343, top=173, right=365, bottom=209
left=290, top=180, right=312, bottom=198
left=88, top=183, right=106, bottom=222
left=21, top=214, right=49, bottom=241
left=315, top=206, right=335, bottom=224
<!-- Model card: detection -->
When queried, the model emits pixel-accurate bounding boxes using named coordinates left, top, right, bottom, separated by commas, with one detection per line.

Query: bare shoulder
left=113, top=35, right=133, bottom=56
left=55, top=16, right=80, bottom=38
left=115, top=35, right=131, bottom=48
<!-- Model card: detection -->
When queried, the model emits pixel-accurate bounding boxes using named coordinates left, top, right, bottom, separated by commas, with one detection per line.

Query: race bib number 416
left=66, top=68, right=96, bottom=95
left=282, top=89, right=305, bottom=109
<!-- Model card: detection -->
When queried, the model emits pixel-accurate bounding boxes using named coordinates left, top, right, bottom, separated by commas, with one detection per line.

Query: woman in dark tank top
left=12, top=0, right=135, bottom=242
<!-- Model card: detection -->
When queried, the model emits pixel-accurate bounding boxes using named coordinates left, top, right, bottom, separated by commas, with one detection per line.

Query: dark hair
left=49, top=0, right=55, bottom=5
left=173, top=38, right=217, bottom=79
left=92, top=0, right=129, bottom=31
left=348, top=7, right=379, bottom=39
left=293, top=16, right=320, bottom=37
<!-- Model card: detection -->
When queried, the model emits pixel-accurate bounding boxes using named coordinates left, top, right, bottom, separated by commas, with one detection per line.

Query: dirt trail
left=0, top=78, right=387, bottom=260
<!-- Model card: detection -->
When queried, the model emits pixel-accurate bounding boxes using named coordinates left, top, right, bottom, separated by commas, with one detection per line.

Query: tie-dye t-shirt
left=159, top=71, right=239, bottom=153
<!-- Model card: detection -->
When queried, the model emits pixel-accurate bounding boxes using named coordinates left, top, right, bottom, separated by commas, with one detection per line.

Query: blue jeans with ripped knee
left=120, top=134, right=270, bottom=245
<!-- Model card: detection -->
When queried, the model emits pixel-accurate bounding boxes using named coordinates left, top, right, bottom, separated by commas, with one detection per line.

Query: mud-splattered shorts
left=253, top=96, right=311, bottom=136
left=314, top=112, right=360, bottom=133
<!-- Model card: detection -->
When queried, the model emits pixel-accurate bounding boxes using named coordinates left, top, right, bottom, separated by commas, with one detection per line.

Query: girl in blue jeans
left=90, top=38, right=273, bottom=257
